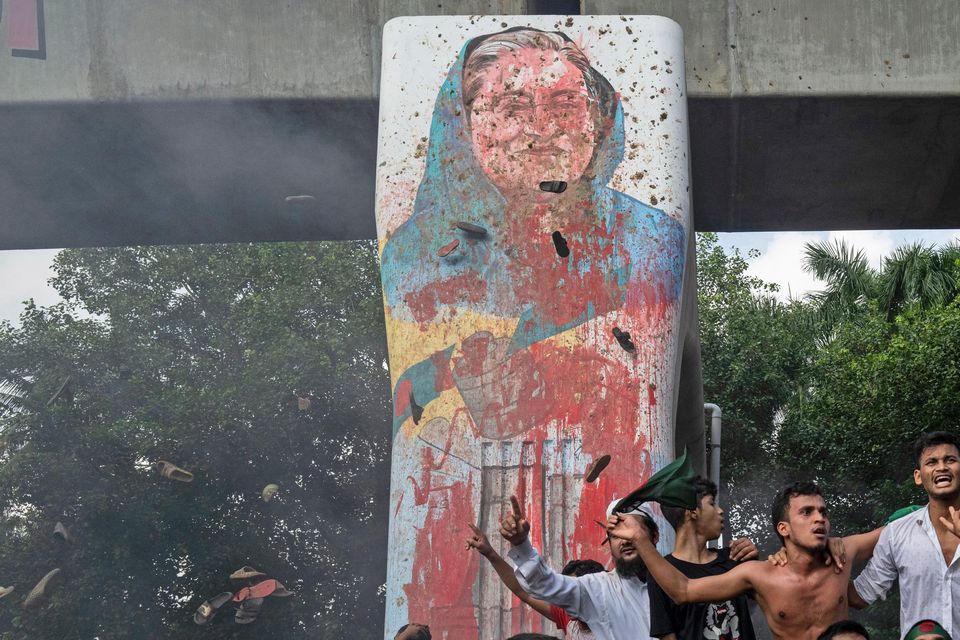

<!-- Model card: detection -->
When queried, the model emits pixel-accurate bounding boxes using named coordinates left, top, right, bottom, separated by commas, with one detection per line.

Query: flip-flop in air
left=552, top=231, right=571, bottom=258
left=53, top=521, right=71, bottom=542
left=540, top=180, right=568, bottom=193
left=229, top=566, right=266, bottom=580
left=261, top=484, right=280, bottom=502
left=23, top=568, right=61, bottom=609
left=193, top=592, right=233, bottom=625
left=408, top=390, right=424, bottom=425
left=456, top=221, right=488, bottom=237
left=437, top=239, right=460, bottom=258
left=585, top=455, right=612, bottom=483
left=235, top=597, right=264, bottom=624
left=611, top=327, right=636, bottom=352
left=153, top=460, right=194, bottom=483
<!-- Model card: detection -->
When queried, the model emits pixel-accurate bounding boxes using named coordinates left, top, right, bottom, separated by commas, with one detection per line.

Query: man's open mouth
left=934, top=473, right=953, bottom=487
left=812, top=526, right=826, bottom=536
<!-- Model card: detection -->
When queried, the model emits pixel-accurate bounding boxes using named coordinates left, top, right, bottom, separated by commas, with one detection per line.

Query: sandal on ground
left=232, top=579, right=287, bottom=602
left=234, top=597, right=264, bottom=624
left=229, top=566, right=265, bottom=580
left=193, top=592, right=233, bottom=625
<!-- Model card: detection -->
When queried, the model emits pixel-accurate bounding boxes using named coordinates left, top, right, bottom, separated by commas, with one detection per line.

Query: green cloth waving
left=613, top=449, right=698, bottom=513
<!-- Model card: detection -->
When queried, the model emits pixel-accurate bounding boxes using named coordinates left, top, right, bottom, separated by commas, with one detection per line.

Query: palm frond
left=881, top=242, right=957, bottom=320
left=803, top=239, right=878, bottom=323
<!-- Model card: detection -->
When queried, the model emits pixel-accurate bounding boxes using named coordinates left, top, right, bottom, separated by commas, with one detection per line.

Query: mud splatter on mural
left=376, top=16, right=692, bottom=638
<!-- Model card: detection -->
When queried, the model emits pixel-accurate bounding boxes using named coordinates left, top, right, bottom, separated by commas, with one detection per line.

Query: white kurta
left=508, top=540, right=654, bottom=640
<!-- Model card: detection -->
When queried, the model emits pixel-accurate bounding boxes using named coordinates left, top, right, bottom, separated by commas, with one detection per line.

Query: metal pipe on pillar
left=704, top=402, right=723, bottom=547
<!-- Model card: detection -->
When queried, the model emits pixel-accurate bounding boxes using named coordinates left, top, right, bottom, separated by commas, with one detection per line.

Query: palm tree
left=0, top=377, right=29, bottom=417
left=804, top=238, right=960, bottom=326
left=880, top=242, right=958, bottom=321
left=802, top=239, right=879, bottom=324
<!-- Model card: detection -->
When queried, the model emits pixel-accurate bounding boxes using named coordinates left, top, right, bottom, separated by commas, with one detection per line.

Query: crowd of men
left=395, top=430, right=960, bottom=640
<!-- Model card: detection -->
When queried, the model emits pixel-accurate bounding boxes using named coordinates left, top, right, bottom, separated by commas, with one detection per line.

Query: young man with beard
left=501, top=494, right=660, bottom=640
left=609, top=482, right=883, bottom=640
left=466, top=522, right=604, bottom=638
left=500, top=495, right=757, bottom=640
left=648, top=477, right=758, bottom=640
left=850, top=431, right=960, bottom=637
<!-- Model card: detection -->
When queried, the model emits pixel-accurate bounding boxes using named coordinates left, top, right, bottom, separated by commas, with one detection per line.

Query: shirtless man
left=608, top=481, right=882, bottom=640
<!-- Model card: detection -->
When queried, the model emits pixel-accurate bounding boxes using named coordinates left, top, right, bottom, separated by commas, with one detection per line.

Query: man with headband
left=904, top=620, right=953, bottom=640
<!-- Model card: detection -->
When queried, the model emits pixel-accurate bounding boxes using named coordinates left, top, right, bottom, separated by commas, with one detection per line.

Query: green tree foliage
left=803, top=239, right=880, bottom=325
left=697, top=233, right=819, bottom=540
left=0, top=242, right=390, bottom=639
left=700, top=233, right=959, bottom=639
left=778, top=302, right=960, bottom=525
left=783, top=238, right=960, bottom=639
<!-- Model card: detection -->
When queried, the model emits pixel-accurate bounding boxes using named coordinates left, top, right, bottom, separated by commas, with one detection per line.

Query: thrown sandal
left=193, top=592, right=233, bottom=625
left=261, top=484, right=279, bottom=502
left=233, top=579, right=271, bottom=602
left=53, top=521, right=71, bottom=542
left=229, top=566, right=265, bottom=580
left=234, top=597, right=264, bottom=624
left=23, top=568, right=60, bottom=609
left=153, top=460, right=194, bottom=483
left=270, top=581, right=294, bottom=598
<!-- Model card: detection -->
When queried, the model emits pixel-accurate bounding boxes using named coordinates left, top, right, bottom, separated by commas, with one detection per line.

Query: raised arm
left=501, top=496, right=591, bottom=618
left=608, top=513, right=754, bottom=604
left=466, top=523, right=552, bottom=619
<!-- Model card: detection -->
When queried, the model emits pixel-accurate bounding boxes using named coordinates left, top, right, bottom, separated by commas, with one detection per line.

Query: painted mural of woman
left=380, top=27, right=687, bottom=636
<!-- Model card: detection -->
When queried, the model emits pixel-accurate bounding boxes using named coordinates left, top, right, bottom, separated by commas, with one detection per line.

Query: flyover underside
left=1, top=95, right=958, bottom=251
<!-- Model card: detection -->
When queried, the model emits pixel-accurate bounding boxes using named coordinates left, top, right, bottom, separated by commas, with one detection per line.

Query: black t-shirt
left=647, top=548, right=757, bottom=640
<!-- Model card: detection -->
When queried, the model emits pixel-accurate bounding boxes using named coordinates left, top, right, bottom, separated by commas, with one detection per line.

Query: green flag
left=885, top=504, right=923, bottom=524
left=613, top=448, right=698, bottom=513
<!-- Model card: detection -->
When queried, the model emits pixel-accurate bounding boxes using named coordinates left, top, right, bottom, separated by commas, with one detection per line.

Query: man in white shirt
left=501, top=495, right=660, bottom=640
left=850, top=431, right=960, bottom=638
left=500, top=495, right=758, bottom=640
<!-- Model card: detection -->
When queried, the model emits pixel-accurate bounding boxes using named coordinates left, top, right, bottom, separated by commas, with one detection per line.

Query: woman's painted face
left=468, top=48, right=597, bottom=198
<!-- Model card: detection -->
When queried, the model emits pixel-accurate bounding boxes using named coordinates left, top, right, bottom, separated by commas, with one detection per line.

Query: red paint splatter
left=431, top=351, right=455, bottom=391
left=404, top=271, right=488, bottom=324
left=404, top=451, right=480, bottom=639
left=395, top=379, right=412, bottom=416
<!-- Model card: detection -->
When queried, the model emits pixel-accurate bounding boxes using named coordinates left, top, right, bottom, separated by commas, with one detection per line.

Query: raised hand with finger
left=465, top=523, right=495, bottom=557
left=500, top=495, right=531, bottom=546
